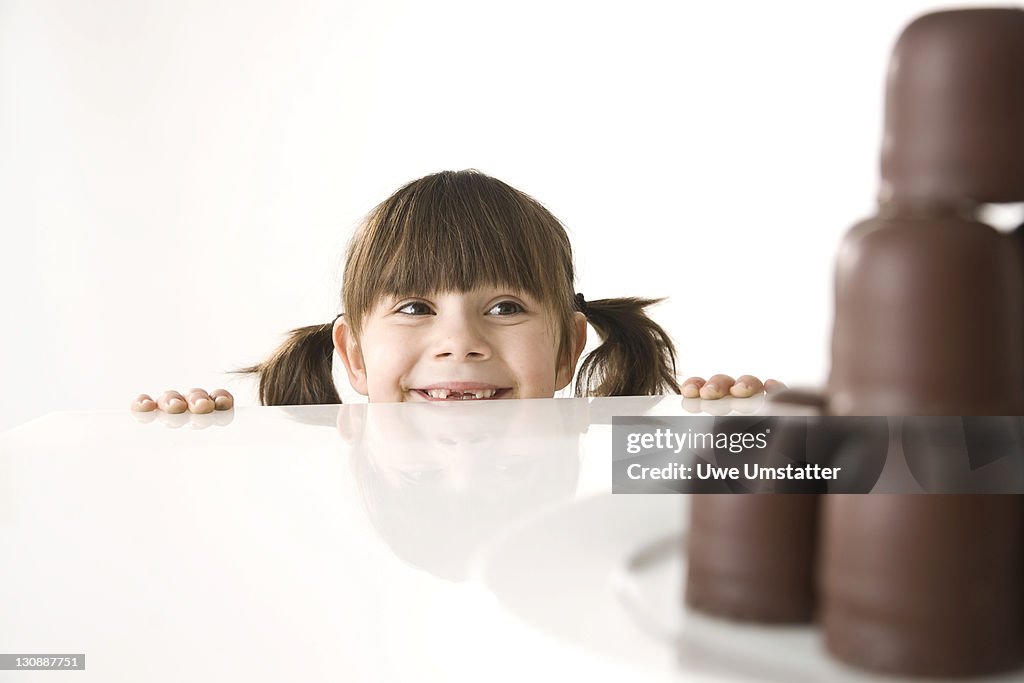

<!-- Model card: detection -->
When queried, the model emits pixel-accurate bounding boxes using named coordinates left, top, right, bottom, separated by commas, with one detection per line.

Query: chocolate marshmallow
left=686, top=11, right=1024, bottom=676
left=821, top=495, right=1024, bottom=677
left=825, top=9, right=1024, bottom=678
left=827, top=204, right=1024, bottom=416
left=881, top=9, right=1024, bottom=204
left=686, top=494, right=819, bottom=622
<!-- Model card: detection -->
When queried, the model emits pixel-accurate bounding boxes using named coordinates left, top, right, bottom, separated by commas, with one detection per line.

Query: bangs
left=344, top=171, right=575, bottom=326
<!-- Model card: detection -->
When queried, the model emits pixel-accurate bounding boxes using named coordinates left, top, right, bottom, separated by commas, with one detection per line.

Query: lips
left=411, top=382, right=512, bottom=401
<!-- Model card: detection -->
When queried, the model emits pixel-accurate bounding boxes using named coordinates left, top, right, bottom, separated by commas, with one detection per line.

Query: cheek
left=366, top=350, right=410, bottom=387
left=359, top=334, right=417, bottom=399
left=509, top=337, right=562, bottom=394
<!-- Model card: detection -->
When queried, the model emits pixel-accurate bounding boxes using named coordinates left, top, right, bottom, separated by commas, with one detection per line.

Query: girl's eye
left=396, top=301, right=434, bottom=316
left=488, top=300, right=524, bottom=316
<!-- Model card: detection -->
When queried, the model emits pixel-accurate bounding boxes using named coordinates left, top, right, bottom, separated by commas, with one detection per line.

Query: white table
left=1, top=395, right=820, bottom=683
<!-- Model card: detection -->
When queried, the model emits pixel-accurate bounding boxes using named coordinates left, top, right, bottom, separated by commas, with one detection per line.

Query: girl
left=133, top=170, right=780, bottom=413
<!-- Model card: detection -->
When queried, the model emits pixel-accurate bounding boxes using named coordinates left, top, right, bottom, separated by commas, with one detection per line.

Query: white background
left=0, top=0, right=1005, bottom=432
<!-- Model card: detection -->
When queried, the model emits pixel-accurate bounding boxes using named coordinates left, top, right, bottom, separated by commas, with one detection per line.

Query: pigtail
left=235, top=323, right=341, bottom=405
left=574, top=297, right=681, bottom=397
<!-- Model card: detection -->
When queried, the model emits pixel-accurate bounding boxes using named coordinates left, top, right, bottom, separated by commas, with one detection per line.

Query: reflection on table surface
left=0, top=395, right=782, bottom=682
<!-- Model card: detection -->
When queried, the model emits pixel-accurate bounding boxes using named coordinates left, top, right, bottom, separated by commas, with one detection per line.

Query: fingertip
left=131, top=393, right=151, bottom=410
left=731, top=375, right=764, bottom=398
left=166, top=397, right=187, bottom=414
left=192, top=397, right=214, bottom=414
left=210, top=389, right=236, bottom=411
left=730, top=382, right=752, bottom=398
left=702, top=375, right=734, bottom=398
left=681, top=377, right=705, bottom=398
left=700, top=383, right=724, bottom=400
left=131, top=396, right=157, bottom=412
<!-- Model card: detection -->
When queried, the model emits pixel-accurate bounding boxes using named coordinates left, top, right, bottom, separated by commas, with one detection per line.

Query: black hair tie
left=575, top=293, right=589, bottom=316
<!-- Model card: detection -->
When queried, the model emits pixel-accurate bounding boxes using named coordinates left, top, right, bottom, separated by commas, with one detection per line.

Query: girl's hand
left=680, top=375, right=786, bottom=400
left=131, top=389, right=234, bottom=414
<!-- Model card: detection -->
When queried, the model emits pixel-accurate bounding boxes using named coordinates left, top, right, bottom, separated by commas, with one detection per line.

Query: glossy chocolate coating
left=881, top=9, right=1024, bottom=203
left=821, top=495, right=1024, bottom=677
left=825, top=204, right=1024, bottom=673
left=689, top=9, right=1024, bottom=675
left=828, top=205, right=1024, bottom=416
left=686, top=495, right=818, bottom=622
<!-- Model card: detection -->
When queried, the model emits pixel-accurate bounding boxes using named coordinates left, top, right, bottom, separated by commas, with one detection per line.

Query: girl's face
left=334, top=288, right=587, bottom=403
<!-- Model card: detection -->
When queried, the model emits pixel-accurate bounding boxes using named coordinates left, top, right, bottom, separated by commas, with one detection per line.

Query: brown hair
left=240, top=170, right=681, bottom=403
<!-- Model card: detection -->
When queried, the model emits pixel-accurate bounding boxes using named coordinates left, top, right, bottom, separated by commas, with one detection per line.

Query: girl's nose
left=432, top=316, right=492, bottom=360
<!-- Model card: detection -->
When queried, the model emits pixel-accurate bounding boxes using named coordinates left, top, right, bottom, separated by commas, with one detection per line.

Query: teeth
left=424, top=388, right=497, bottom=400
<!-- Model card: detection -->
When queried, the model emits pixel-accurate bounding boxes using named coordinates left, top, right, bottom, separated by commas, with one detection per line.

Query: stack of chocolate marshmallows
left=686, top=9, right=1024, bottom=678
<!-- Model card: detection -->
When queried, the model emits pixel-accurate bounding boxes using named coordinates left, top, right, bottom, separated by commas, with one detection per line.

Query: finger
left=131, top=393, right=158, bottom=412
left=209, top=388, right=234, bottom=411
left=681, top=377, right=706, bottom=399
left=158, top=390, right=188, bottom=414
left=764, top=379, right=788, bottom=395
left=700, top=374, right=735, bottom=400
left=184, top=388, right=215, bottom=415
left=730, top=375, right=765, bottom=398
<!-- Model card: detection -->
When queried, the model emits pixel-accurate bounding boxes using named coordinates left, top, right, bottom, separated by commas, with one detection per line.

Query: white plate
left=473, top=493, right=1024, bottom=683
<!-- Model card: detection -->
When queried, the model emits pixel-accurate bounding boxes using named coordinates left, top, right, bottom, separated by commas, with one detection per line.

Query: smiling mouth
left=412, top=387, right=513, bottom=401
